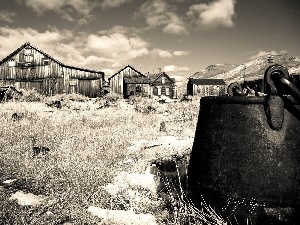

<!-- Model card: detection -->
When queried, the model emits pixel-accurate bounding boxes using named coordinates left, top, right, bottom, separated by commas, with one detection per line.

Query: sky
left=0, top=0, right=299, bottom=84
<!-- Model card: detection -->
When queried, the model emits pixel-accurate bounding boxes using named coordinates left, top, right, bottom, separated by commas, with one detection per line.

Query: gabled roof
left=0, top=42, right=104, bottom=75
left=147, top=72, right=175, bottom=83
left=123, top=77, right=151, bottom=84
left=108, top=65, right=146, bottom=81
left=189, top=78, right=225, bottom=85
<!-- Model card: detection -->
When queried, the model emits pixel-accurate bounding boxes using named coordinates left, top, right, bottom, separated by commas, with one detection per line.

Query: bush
left=18, top=88, right=45, bottom=102
left=104, top=93, right=122, bottom=102
left=131, top=96, right=159, bottom=114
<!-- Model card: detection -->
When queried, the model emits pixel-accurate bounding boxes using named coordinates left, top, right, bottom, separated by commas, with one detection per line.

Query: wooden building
left=108, top=65, right=152, bottom=98
left=147, top=72, right=177, bottom=99
left=187, top=78, right=226, bottom=96
left=0, top=42, right=104, bottom=97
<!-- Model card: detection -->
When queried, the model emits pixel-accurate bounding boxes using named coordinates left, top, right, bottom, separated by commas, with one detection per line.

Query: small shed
left=147, top=72, right=177, bottom=99
left=108, top=65, right=152, bottom=98
left=187, top=78, right=226, bottom=96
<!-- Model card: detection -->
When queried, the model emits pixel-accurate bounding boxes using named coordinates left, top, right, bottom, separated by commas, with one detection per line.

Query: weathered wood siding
left=125, top=83, right=151, bottom=97
left=109, top=65, right=152, bottom=98
left=193, top=84, right=226, bottom=96
left=0, top=45, right=103, bottom=97
left=151, top=74, right=176, bottom=98
left=110, top=66, right=142, bottom=95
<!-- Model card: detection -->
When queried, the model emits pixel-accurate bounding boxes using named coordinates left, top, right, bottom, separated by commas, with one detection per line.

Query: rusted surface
left=188, top=96, right=300, bottom=223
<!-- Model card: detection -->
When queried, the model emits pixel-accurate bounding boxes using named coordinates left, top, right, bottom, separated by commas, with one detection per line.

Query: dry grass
left=0, top=94, right=224, bottom=224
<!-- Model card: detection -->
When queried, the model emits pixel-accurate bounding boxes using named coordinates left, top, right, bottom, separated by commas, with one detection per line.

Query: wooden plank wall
left=110, top=67, right=142, bottom=95
left=0, top=46, right=103, bottom=97
left=193, top=85, right=226, bottom=96
left=151, top=74, right=175, bottom=98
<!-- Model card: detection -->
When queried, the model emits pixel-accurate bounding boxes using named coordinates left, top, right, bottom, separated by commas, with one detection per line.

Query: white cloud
left=17, top=0, right=95, bottom=23
left=101, top=0, right=131, bottom=9
left=151, top=48, right=173, bottom=58
left=98, top=26, right=141, bottom=36
left=173, top=51, right=189, bottom=56
left=150, top=49, right=189, bottom=58
left=138, top=0, right=188, bottom=35
left=163, top=65, right=190, bottom=72
left=187, top=0, right=236, bottom=29
left=0, top=27, right=72, bottom=59
left=249, top=50, right=288, bottom=60
left=86, top=33, right=149, bottom=60
left=0, top=10, right=16, bottom=23
left=101, top=68, right=115, bottom=77
left=16, top=0, right=131, bottom=23
left=0, top=27, right=178, bottom=73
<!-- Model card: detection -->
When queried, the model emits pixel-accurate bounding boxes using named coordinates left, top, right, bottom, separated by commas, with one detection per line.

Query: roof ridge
left=0, top=42, right=103, bottom=74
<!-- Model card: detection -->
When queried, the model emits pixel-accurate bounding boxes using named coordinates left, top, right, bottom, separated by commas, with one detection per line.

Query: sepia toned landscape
left=1, top=0, right=300, bottom=224
left=0, top=92, right=217, bottom=224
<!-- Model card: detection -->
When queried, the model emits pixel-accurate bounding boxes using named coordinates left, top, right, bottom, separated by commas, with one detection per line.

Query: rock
left=159, top=121, right=166, bottom=132
left=9, top=191, right=48, bottom=206
left=157, top=136, right=177, bottom=145
left=145, top=164, right=159, bottom=177
left=117, top=159, right=134, bottom=165
left=103, top=182, right=129, bottom=196
left=103, top=171, right=161, bottom=196
left=45, top=211, right=54, bottom=217
left=116, top=172, right=160, bottom=194
left=3, top=178, right=17, bottom=185
left=88, top=206, right=157, bottom=225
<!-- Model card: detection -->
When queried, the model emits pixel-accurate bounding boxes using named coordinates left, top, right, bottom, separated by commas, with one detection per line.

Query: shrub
left=131, top=96, right=159, bottom=114
left=18, top=88, right=45, bottom=102
left=105, top=93, right=122, bottom=102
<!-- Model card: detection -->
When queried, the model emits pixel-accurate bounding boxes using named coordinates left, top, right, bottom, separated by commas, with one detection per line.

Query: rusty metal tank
left=188, top=65, right=300, bottom=224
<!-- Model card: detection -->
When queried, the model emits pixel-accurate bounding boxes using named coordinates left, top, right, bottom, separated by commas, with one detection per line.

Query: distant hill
left=213, top=54, right=300, bottom=84
left=191, top=63, right=238, bottom=79
left=192, top=54, right=300, bottom=85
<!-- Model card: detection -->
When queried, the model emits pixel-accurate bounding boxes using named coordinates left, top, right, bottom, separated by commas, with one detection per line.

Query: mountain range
left=190, top=54, right=300, bottom=85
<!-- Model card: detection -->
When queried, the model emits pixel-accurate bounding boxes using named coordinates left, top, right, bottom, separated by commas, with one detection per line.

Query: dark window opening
left=136, top=86, right=141, bottom=92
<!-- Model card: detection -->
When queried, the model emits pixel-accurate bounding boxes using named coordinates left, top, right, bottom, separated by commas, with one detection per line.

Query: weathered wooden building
left=187, top=78, right=226, bottom=96
left=147, top=72, right=177, bottom=99
left=0, top=42, right=104, bottom=97
left=108, top=65, right=152, bottom=98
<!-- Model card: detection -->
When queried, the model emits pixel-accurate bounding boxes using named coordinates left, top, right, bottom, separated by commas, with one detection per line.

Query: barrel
left=188, top=65, right=300, bottom=224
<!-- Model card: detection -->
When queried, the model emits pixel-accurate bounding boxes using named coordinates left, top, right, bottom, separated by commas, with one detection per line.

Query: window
left=24, top=48, right=32, bottom=55
left=42, top=58, right=50, bottom=66
left=165, top=87, right=169, bottom=96
left=8, top=60, right=16, bottom=67
left=157, top=87, right=161, bottom=95
left=136, top=86, right=141, bottom=92
left=161, top=77, right=165, bottom=84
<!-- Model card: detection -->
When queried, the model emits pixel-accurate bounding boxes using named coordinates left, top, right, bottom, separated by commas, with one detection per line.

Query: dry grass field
left=0, top=92, right=225, bottom=225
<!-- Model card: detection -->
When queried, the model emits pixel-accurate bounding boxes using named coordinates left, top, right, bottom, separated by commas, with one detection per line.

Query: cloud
left=101, top=68, right=115, bottom=77
left=0, top=26, right=178, bottom=73
left=187, top=0, right=236, bottom=29
left=173, top=51, right=189, bottom=56
left=137, top=0, right=188, bottom=35
left=150, top=49, right=189, bottom=58
left=0, top=26, right=190, bottom=79
left=16, top=0, right=131, bottom=23
left=163, top=65, right=190, bottom=72
left=0, top=10, right=16, bottom=23
left=0, top=27, right=72, bottom=59
left=17, top=0, right=96, bottom=23
left=100, top=0, right=131, bottom=9
left=98, top=26, right=142, bottom=36
left=151, top=48, right=173, bottom=58
left=86, top=33, right=149, bottom=59
left=249, top=50, right=288, bottom=60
